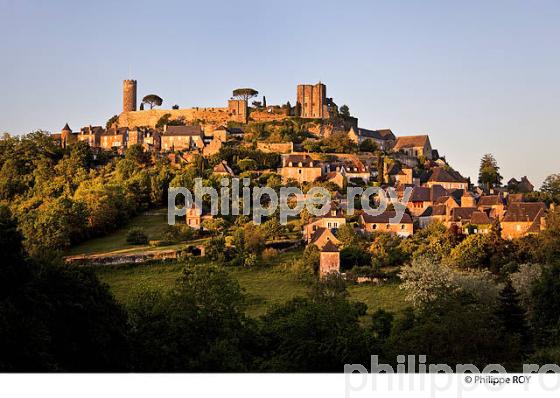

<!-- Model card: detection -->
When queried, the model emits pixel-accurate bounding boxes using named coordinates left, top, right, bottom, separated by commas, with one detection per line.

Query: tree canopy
left=478, top=153, right=502, bottom=191
left=142, top=94, right=163, bottom=109
left=232, top=88, right=258, bottom=101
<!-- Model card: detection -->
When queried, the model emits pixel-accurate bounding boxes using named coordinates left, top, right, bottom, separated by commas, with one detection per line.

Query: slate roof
left=358, top=128, right=396, bottom=141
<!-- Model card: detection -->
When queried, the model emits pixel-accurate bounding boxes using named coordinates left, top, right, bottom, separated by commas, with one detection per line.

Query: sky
left=0, top=0, right=559, bottom=187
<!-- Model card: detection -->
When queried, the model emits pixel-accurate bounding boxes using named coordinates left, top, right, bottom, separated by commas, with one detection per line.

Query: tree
left=172, top=104, right=179, bottom=110
left=339, top=104, right=350, bottom=118
left=251, top=101, right=262, bottom=108
left=531, top=263, right=560, bottom=346
left=496, top=281, right=530, bottom=345
left=106, top=115, right=118, bottom=129
left=285, top=101, right=292, bottom=116
left=128, top=264, right=254, bottom=371
left=232, top=88, right=258, bottom=101
left=262, top=96, right=267, bottom=108
left=142, top=94, right=163, bottom=109
left=359, top=139, right=378, bottom=153
left=541, top=174, right=560, bottom=198
left=126, top=227, right=148, bottom=245
left=478, top=153, right=503, bottom=191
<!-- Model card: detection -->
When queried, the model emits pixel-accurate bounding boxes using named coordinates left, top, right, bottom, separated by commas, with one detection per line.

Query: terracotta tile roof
left=503, top=202, right=546, bottom=223
left=361, top=211, right=413, bottom=224
left=394, top=135, right=430, bottom=150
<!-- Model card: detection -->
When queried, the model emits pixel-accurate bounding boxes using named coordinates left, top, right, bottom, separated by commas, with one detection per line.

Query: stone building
left=101, top=127, right=128, bottom=151
left=77, top=125, right=103, bottom=147
left=228, top=99, right=248, bottom=123
left=278, top=154, right=323, bottom=183
left=319, top=241, right=341, bottom=278
left=160, top=125, right=204, bottom=151
left=359, top=211, right=414, bottom=237
left=501, top=202, right=547, bottom=239
left=425, top=167, right=468, bottom=190
left=393, top=135, right=433, bottom=160
left=123, top=79, right=137, bottom=112
left=296, top=82, right=337, bottom=119
left=347, top=127, right=396, bottom=151
left=60, top=123, right=77, bottom=148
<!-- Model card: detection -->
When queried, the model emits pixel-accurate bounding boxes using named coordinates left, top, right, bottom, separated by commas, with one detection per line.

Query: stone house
left=477, top=195, right=507, bottom=219
left=160, top=125, right=204, bottom=152
left=418, top=204, right=448, bottom=228
left=405, top=185, right=448, bottom=217
left=393, top=135, right=433, bottom=160
left=507, top=176, right=534, bottom=193
left=501, top=202, right=547, bottom=239
left=278, top=154, right=323, bottom=184
left=186, top=203, right=213, bottom=230
left=303, top=205, right=346, bottom=243
left=309, top=227, right=341, bottom=249
left=77, top=125, right=103, bottom=147
left=319, top=241, right=341, bottom=278
left=359, top=211, right=414, bottom=237
left=101, top=127, right=128, bottom=151
left=425, top=167, right=468, bottom=190
left=202, top=136, right=224, bottom=156
left=347, top=127, right=396, bottom=151
left=212, top=160, right=234, bottom=177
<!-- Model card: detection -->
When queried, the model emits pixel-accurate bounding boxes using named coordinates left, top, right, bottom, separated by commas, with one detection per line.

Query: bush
left=126, top=227, right=148, bottom=245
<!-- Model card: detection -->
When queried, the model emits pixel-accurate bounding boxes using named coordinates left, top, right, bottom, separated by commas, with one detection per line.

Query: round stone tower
left=123, top=79, right=137, bottom=112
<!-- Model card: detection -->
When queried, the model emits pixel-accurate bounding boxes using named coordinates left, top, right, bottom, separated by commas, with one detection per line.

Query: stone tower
left=61, top=123, right=72, bottom=148
left=123, top=79, right=137, bottom=112
left=296, top=82, right=327, bottom=118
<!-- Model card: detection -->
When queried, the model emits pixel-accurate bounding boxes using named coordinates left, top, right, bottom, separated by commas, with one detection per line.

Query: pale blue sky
left=1, top=0, right=559, bottom=187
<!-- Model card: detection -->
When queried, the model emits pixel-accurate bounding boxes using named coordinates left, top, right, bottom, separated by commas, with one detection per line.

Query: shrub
left=126, top=227, right=148, bottom=245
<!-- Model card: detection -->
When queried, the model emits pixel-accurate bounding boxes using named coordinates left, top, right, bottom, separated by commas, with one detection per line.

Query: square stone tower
left=297, top=82, right=326, bottom=118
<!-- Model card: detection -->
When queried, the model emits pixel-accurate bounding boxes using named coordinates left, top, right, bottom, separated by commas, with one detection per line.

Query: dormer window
left=298, top=162, right=303, bottom=167
left=310, top=162, right=314, bottom=167
left=288, top=162, right=293, bottom=167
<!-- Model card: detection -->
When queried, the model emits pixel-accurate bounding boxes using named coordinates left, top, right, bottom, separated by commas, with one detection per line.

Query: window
left=386, top=224, right=390, bottom=229
left=372, top=224, right=377, bottom=230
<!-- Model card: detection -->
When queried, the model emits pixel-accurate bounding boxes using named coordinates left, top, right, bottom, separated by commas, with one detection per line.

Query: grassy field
left=67, top=209, right=177, bottom=256
left=93, top=255, right=408, bottom=318
left=73, top=210, right=408, bottom=318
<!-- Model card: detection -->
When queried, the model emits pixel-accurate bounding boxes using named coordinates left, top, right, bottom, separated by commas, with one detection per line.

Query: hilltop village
left=51, top=80, right=548, bottom=277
